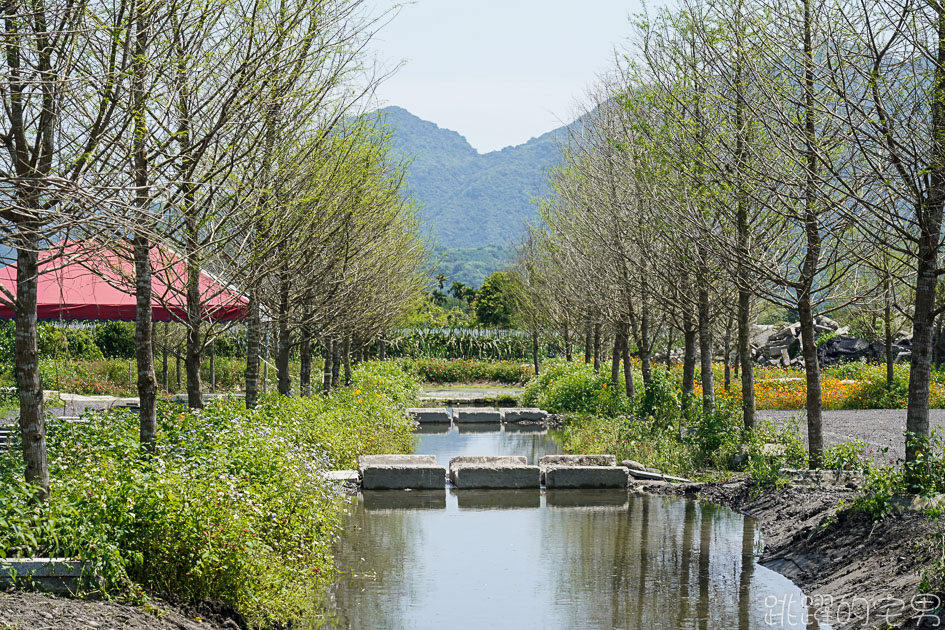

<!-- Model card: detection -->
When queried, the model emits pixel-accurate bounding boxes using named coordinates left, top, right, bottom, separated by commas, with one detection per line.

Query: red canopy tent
left=0, top=241, right=248, bottom=322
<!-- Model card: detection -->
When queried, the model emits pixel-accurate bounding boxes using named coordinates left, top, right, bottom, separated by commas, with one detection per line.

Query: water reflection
left=327, top=491, right=819, bottom=629
left=410, top=422, right=563, bottom=465
left=324, top=423, right=824, bottom=629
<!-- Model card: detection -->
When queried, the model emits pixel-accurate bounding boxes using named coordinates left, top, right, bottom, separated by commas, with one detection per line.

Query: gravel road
left=758, top=408, right=945, bottom=462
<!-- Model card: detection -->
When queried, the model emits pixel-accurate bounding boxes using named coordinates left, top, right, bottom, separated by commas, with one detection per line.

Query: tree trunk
left=134, top=238, right=157, bottom=446
left=162, top=323, right=168, bottom=391
left=584, top=320, right=592, bottom=363
left=798, top=297, right=824, bottom=467
left=532, top=330, right=540, bottom=375
left=299, top=326, right=312, bottom=397
left=322, top=339, right=333, bottom=394
left=593, top=322, right=601, bottom=372
left=131, top=0, right=156, bottom=448
left=564, top=324, right=572, bottom=361
left=697, top=264, right=715, bottom=416
left=331, top=338, right=341, bottom=388
left=379, top=337, right=386, bottom=360
left=276, top=275, right=291, bottom=395
left=798, top=0, right=824, bottom=468
left=175, top=353, right=181, bottom=393
left=185, top=260, right=202, bottom=408
left=737, top=289, right=755, bottom=431
left=610, top=329, right=622, bottom=388
left=15, top=242, right=48, bottom=501
left=682, top=311, right=697, bottom=408
left=885, top=277, right=894, bottom=391
left=734, top=1, right=755, bottom=432
left=244, top=293, right=261, bottom=408
left=640, top=282, right=652, bottom=387
left=343, top=336, right=352, bottom=385
left=621, top=321, right=634, bottom=398
left=723, top=317, right=732, bottom=391
left=666, top=331, right=672, bottom=368
left=209, top=340, right=215, bottom=393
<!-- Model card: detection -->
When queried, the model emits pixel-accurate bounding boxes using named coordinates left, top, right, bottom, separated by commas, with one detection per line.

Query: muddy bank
left=0, top=589, right=248, bottom=630
left=637, top=478, right=941, bottom=629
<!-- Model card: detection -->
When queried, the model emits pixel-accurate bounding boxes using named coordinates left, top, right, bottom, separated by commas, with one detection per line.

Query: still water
left=325, top=423, right=825, bottom=630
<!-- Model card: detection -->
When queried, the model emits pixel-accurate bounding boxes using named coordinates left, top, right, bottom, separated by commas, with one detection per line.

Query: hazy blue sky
left=365, top=1, right=649, bottom=153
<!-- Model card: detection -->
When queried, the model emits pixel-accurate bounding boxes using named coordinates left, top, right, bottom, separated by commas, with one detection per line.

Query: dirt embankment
left=0, top=591, right=247, bottom=630
left=637, top=478, right=942, bottom=630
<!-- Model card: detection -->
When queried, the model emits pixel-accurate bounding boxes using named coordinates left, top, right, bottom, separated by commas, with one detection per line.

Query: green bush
left=0, top=360, right=419, bottom=624
left=521, top=360, right=632, bottom=416
left=403, top=357, right=531, bottom=384
left=822, top=439, right=875, bottom=471
left=93, top=322, right=136, bottom=359
left=37, top=324, right=103, bottom=361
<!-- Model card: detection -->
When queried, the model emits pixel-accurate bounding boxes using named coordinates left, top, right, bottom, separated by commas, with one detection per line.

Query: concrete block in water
left=450, top=455, right=526, bottom=469
left=407, top=408, right=452, bottom=424
left=543, top=465, right=628, bottom=489
left=539, top=454, right=617, bottom=467
left=360, top=465, right=446, bottom=490
left=358, top=454, right=436, bottom=470
left=452, top=407, right=502, bottom=423
left=450, top=464, right=540, bottom=489
left=501, top=408, right=547, bottom=423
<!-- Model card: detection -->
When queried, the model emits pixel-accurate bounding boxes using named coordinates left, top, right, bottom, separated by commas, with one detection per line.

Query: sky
left=364, top=0, right=653, bottom=153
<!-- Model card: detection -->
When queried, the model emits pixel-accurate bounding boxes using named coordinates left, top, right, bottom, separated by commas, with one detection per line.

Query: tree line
left=518, top=0, right=945, bottom=474
left=0, top=0, right=425, bottom=501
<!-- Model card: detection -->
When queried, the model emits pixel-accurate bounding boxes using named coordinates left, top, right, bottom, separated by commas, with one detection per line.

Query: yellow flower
left=602, top=383, right=608, bottom=388
left=357, top=398, right=363, bottom=403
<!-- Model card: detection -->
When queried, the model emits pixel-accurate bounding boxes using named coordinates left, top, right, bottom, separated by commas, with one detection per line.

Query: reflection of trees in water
left=542, top=496, right=762, bottom=629
left=324, top=496, right=426, bottom=629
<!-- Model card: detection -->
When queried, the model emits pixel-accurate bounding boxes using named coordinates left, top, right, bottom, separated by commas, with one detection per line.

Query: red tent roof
left=0, top=241, right=248, bottom=322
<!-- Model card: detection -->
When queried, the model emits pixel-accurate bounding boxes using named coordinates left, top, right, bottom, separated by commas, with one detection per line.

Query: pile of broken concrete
left=752, top=315, right=911, bottom=368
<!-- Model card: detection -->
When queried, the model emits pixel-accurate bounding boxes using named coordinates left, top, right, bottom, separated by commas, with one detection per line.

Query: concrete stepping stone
left=501, top=408, right=547, bottom=423
left=321, top=470, right=360, bottom=487
left=361, top=464, right=446, bottom=490
left=0, top=558, right=87, bottom=594
left=452, top=407, right=502, bottom=423
left=451, top=465, right=540, bottom=489
left=449, top=456, right=538, bottom=489
left=543, top=465, right=629, bottom=489
left=539, top=454, right=617, bottom=467
left=407, top=408, right=452, bottom=424
left=358, top=454, right=436, bottom=470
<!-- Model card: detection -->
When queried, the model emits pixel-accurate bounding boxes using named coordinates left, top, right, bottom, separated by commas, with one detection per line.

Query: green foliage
left=0, top=361, right=418, bottom=624
left=403, top=358, right=531, bottom=384
left=472, top=271, right=521, bottom=328
left=37, top=324, right=103, bottom=361
left=520, top=360, right=633, bottom=416
left=435, top=246, right=509, bottom=288
left=384, top=326, right=559, bottom=360
left=822, top=439, right=875, bottom=471
left=92, top=322, right=136, bottom=359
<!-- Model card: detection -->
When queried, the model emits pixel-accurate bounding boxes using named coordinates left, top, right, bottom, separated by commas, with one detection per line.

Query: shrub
left=822, top=439, right=875, bottom=471
left=37, top=324, right=103, bottom=361
left=521, top=360, right=632, bottom=416
left=404, top=358, right=531, bottom=384
left=0, top=361, right=419, bottom=624
left=93, top=322, right=137, bottom=359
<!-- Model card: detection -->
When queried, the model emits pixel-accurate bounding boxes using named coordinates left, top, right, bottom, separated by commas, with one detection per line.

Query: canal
left=323, top=421, right=824, bottom=629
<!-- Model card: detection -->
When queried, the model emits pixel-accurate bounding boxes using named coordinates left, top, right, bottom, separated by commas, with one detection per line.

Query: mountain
left=376, top=106, right=570, bottom=254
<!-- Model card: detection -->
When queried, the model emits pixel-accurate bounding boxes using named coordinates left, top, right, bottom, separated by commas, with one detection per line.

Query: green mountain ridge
left=376, top=106, right=570, bottom=252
